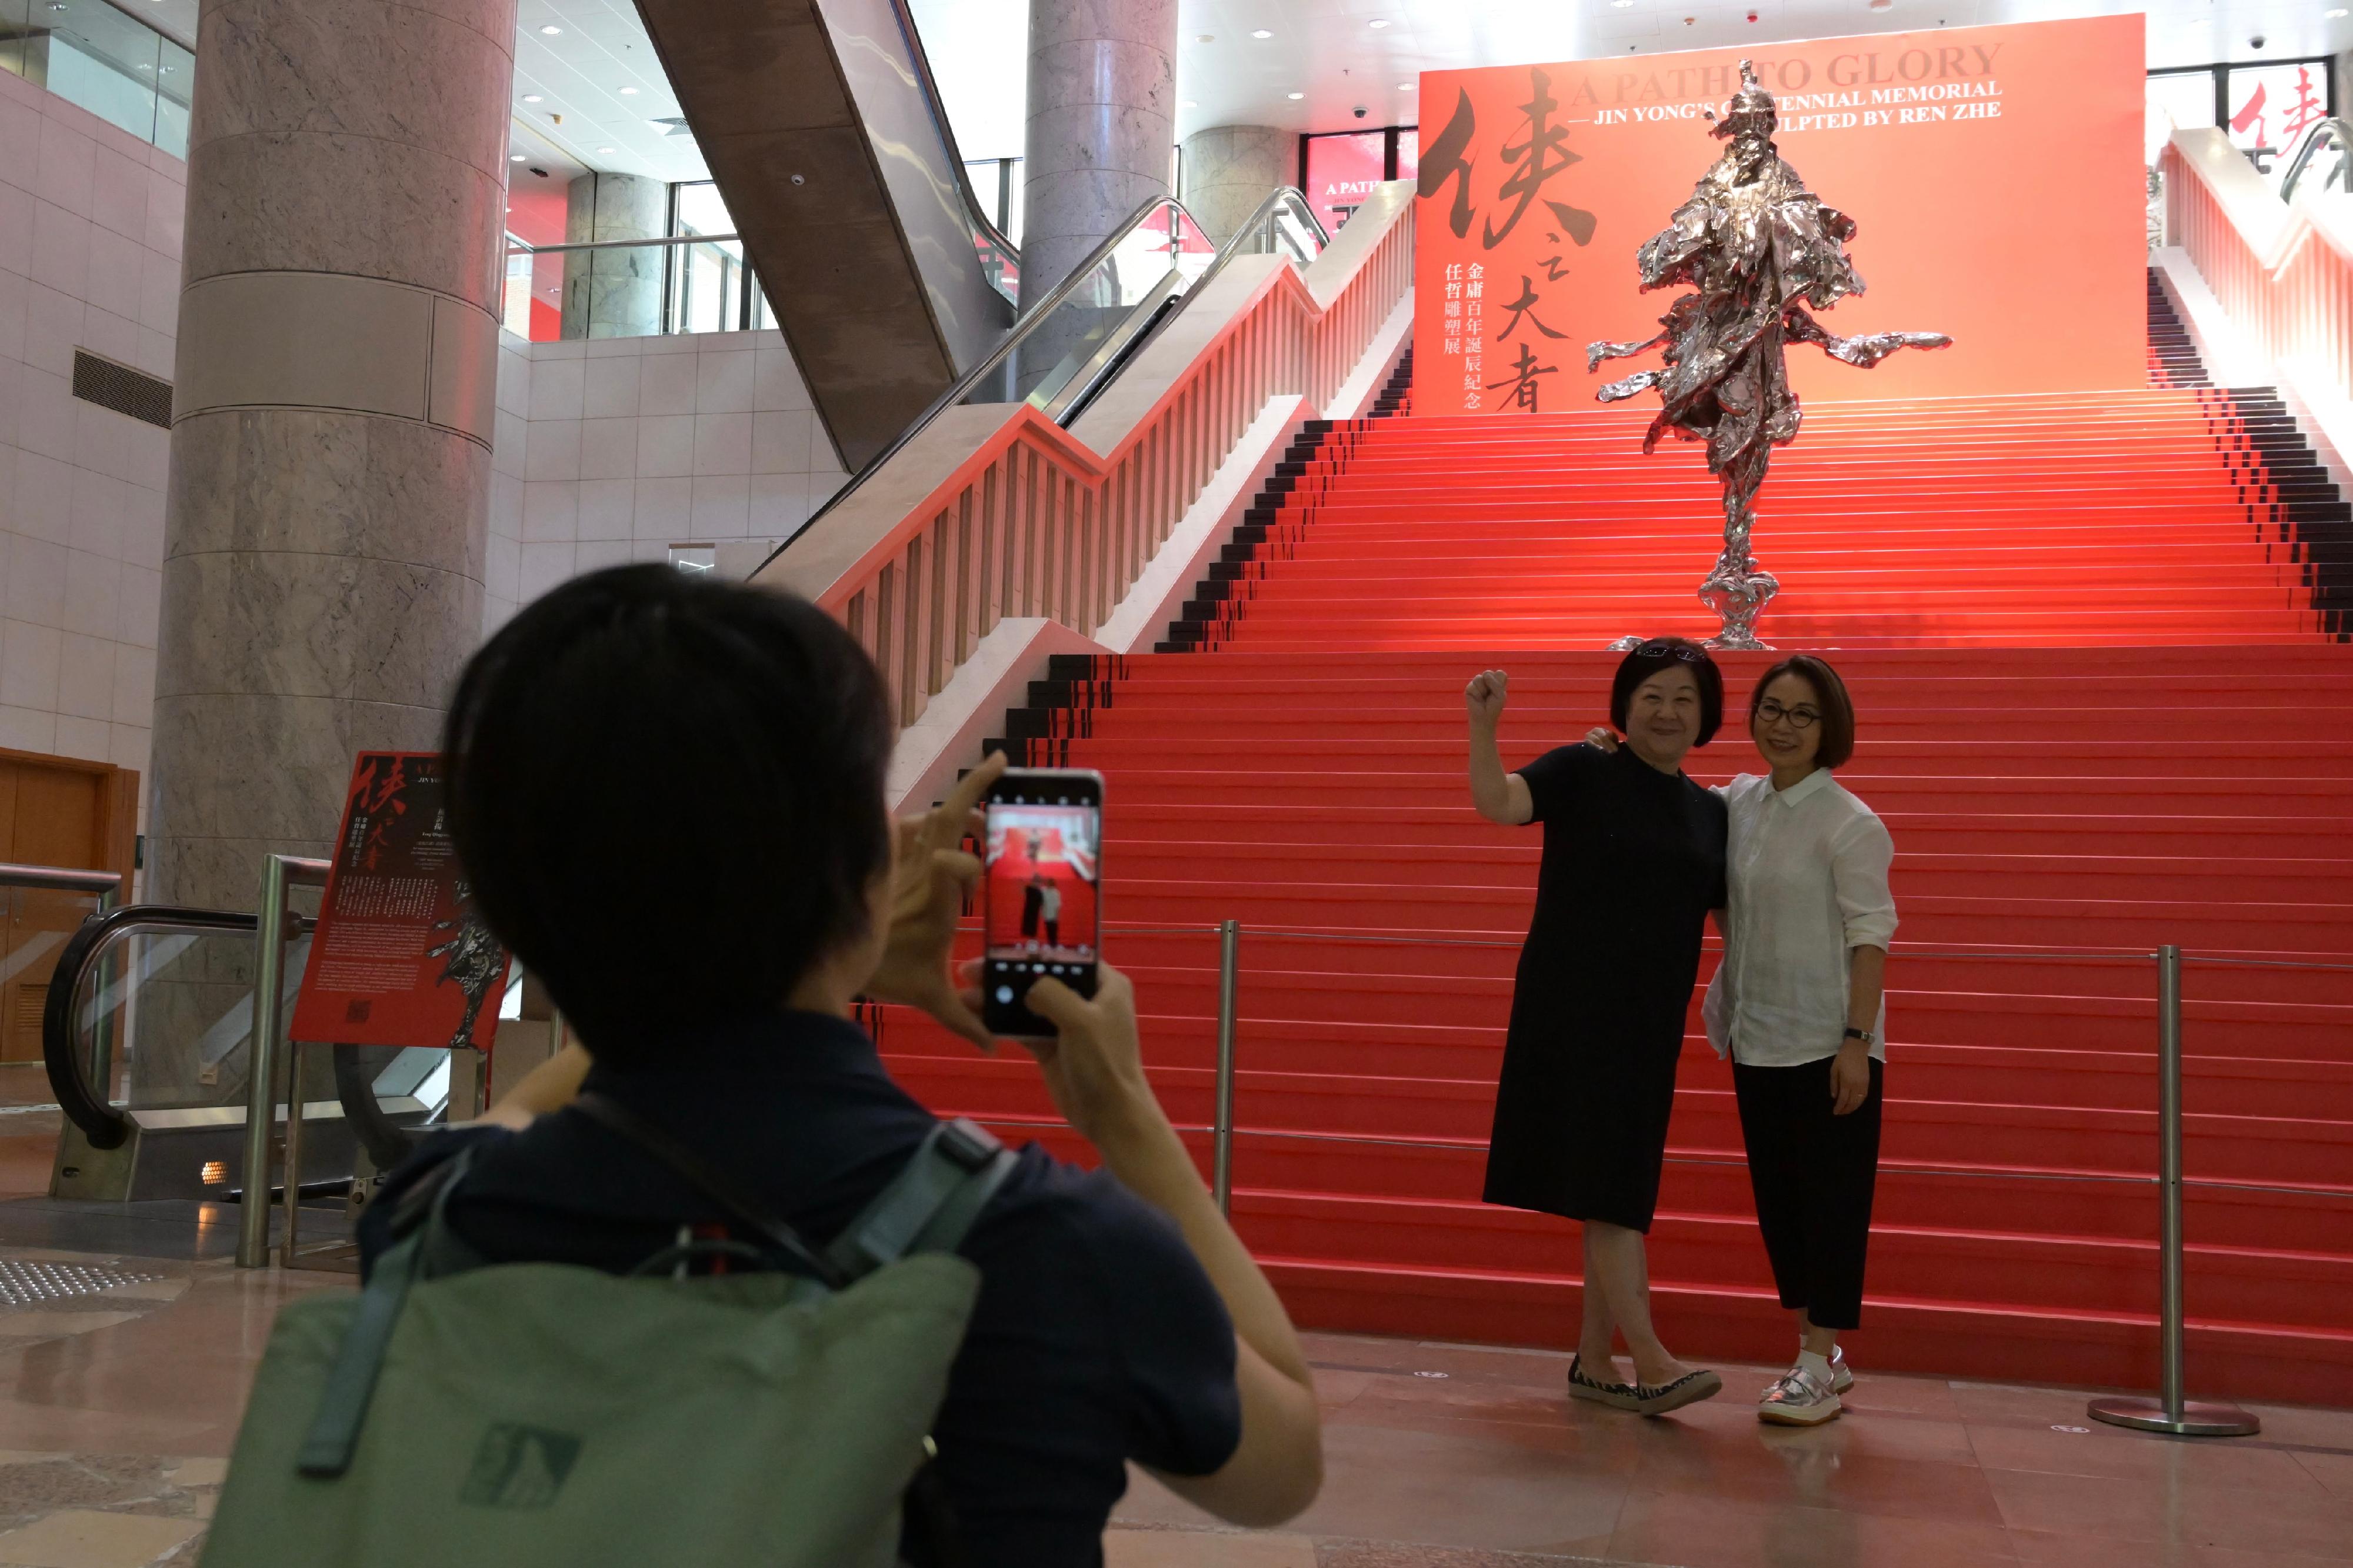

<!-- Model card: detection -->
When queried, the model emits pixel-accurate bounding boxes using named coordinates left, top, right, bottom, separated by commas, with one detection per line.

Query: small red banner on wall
left=290, top=752, right=510, bottom=1055
left=1412, top=15, right=2147, bottom=415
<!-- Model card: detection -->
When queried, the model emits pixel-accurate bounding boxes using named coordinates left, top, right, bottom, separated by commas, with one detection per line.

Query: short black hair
left=1609, top=637, right=1723, bottom=746
left=442, top=565, right=892, bottom=1063
left=1751, top=654, right=1857, bottom=769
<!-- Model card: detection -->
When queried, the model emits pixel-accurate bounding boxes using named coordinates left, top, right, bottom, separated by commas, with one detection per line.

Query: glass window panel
left=1395, top=125, right=1419, bottom=188
left=1004, top=159, right=1023, bottom=246
left=674, top=181, right=734, bottom=237
left=2146, top=71, right=2215, bottom=136
left=1305, top=130, right=1387, bottom=233
left=2225, top=62, right=2332, bottom=158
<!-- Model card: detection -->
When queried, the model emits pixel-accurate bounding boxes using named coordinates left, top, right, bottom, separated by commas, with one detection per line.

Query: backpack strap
left=575, top=1091, right=1014, bottom=1283
left=824, top=1118, right=1016, bottom=1280
left=296, top=1147, right=473, bottom=1478
left=572, top=1092, right=849, bottom=1289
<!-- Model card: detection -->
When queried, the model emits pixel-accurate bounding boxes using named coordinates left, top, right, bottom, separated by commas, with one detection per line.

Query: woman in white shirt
left=1594, top=653, right=1894, bottom=1427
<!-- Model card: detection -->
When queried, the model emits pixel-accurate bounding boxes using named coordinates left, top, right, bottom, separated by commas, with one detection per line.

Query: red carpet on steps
left=871, top=333, right=2353, bottom=1406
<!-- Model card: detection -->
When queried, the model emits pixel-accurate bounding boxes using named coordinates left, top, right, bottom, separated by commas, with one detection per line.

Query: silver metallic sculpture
left=1588, top=62, right=1951, bottom=648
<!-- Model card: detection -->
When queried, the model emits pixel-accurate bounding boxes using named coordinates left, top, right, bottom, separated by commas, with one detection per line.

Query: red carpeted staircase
left=875, top=288, right=2353, bottom=1406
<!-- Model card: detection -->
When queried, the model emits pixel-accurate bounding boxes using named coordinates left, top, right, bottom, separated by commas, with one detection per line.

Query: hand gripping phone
left=981, top=768, right=1103, bottom=1037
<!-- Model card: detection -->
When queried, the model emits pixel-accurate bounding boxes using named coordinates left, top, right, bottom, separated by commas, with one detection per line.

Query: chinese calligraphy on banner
left=290, top=752, right=511, bottom=1056
left=1412, top=15, right=2146, bottom=415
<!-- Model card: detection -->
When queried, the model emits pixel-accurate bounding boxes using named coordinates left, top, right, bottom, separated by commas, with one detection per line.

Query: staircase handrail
left=2162, top=128, right=2353, bottom=405
left=2278, top=116, right=2353, bottom=206
left=770, top=192, right=1211, bottom=561
left=756, top=181, right=1415, bottom=732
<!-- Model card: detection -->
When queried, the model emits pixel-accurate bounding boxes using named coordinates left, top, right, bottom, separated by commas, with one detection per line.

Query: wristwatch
left=1843, top=1027, right=1875, bottom=1047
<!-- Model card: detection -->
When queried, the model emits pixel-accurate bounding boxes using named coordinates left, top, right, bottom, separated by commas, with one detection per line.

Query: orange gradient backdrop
left=1411, top=15, right=2147, bottom=416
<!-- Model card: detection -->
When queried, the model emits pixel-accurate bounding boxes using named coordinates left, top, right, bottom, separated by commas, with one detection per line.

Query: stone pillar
left=561, top=171, right=666, bottom=339
left=1019, top=0, right=1178, bottom=306
left=1180, top=125, right=1291, bottom=246
left=145, top=0, right=511, bottom=1099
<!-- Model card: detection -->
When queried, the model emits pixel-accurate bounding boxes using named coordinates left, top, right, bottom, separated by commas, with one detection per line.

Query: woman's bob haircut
left=1609, top=637, right=1724, bottom=746
left=1750, top=653, right=1858, bottom=770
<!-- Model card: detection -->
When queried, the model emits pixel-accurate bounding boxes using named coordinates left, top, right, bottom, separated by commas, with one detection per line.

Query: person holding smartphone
left=361, top=565, right=1322, bottom=1565
left=1465, top=639, right=1729, bottom=1417
left=1588, top=655, right=1895, bottom=1425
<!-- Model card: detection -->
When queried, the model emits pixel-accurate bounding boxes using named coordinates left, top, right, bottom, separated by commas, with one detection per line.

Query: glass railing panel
left=970, top=199, right=1197, bottom=406
left=66, top=925, right=309, bottom=1116
left=502, top=234, right=780, bottom=344
left=152, top=33, right=190, bottom=158
left=2, top=0, right=184, bottom=152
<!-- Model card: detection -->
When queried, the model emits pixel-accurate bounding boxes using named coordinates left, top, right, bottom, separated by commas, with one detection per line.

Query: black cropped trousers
left=1732, top=1055, right=1883, bottom=1332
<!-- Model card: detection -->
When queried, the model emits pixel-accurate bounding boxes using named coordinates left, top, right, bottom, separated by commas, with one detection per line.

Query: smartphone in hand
left=982, top=768, right=1103, bottom=1038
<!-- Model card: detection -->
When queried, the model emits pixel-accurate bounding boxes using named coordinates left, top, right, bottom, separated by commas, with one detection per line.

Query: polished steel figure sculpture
left=1588, top=62, right=1951, bottom=648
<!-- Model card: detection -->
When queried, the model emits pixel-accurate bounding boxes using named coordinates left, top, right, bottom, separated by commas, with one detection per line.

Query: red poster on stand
left=291, top=752, right=509, bottom=1054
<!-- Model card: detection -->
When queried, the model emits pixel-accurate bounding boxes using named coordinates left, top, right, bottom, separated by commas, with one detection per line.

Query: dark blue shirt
left=359, top=1009, right=1242, bottom=1567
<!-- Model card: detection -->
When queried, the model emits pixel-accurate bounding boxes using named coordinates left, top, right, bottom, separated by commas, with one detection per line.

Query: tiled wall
left=3, top=69, right=854, bottom=779
left=486, top=328, right=850, bottom=634
left=0, top=64, right=180, bottom=788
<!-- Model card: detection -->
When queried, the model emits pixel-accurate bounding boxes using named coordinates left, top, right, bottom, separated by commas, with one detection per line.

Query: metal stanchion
left=1212, top=919, right=1239, bottom=1216
left=235, top=854, right=328, bottom=1269
left=2088, top=945, right=2260, bottom=1437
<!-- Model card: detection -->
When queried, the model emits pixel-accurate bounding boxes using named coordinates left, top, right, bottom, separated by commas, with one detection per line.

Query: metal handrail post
left=235, top=853, right=329, bottom=1268
left=1212, top=920, right=1239, bottom=1216
left=85, top=877, right=121, bottom=1109
left=2088, top=945, right=2259, bottom=1437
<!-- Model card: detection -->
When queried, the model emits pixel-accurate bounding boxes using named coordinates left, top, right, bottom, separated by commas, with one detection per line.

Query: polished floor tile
left=0, top=1235, right=2330, bottom=1566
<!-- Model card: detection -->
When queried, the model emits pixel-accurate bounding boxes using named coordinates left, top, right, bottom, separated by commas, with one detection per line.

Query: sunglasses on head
left=1630, top=641, right=1708, bottom=664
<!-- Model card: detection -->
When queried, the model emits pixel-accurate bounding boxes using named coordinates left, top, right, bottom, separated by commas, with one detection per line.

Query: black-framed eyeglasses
left=1630, top=640, right=1708, bottom=665
left=1754, top=698, right=1820, bottom=729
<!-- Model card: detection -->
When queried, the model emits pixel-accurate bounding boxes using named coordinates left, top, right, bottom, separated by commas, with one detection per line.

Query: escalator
left=39, top=904, right=452, bottom=1205
left=633, top=0, right=1019, bottom=469
left=769, top=184, right=1331, bottom=562
left=634, top=0, right=1331, bottom=483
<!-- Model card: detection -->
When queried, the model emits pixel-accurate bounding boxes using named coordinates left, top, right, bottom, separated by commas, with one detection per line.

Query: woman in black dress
left=1465, top=639, right=1729, bottom=1416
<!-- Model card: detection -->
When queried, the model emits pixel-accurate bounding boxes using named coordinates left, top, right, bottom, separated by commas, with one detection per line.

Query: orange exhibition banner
left=1411, top=15, right=2146, bottom=416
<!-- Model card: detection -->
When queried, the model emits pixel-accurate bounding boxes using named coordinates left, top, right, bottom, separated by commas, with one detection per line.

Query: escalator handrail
left=1190, top=187, right=1333, bottom=297
left=758, top=190, right=1213, bottom=571
left=884, top=0, right=1019, bottom=269
left=2280, top=116, right=2353, bottom=204
left=1049, top=188, right=1334, bottom=431
left=43, top=903, right=268, bottom=1149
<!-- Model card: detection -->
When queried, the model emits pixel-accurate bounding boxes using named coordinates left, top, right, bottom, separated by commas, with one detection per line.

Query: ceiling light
left=538, top=24, right=561, bottom=35
left=1181, top=99, right=1198, bottom=108
left=596, top=146, right=617, bottom=155
left=1287, top=91, right=1304, bottom=99
left=1369, top=17, right=1389, bottom=25
left=1197, top=33, right=1214, bottom=42
left=2331, top=6, right=2349, bottom=15
left=522, top=94, right=544, bottom=103
left=510, top=154, right=526, bottom=162
left=1252, top=29, right=1273, bottom=39
left=1399, top=81, right=1415, bottom=90
left=1612, top=1, right=1634, bottom=8
left=619, top=86, right=640, bottom=95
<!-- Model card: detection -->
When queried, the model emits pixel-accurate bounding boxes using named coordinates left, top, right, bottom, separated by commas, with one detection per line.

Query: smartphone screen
left=982, top=769, right=1102, bottom=1037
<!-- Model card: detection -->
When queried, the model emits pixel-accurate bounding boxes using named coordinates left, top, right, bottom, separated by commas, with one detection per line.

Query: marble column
left=144, top=0, right=512, bottom=1099
left=1021, top=0, right=1177, bottom=311
left=560, top=171, right=666, bottom=339
left=1180, top=125, right=1291, bottom=246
